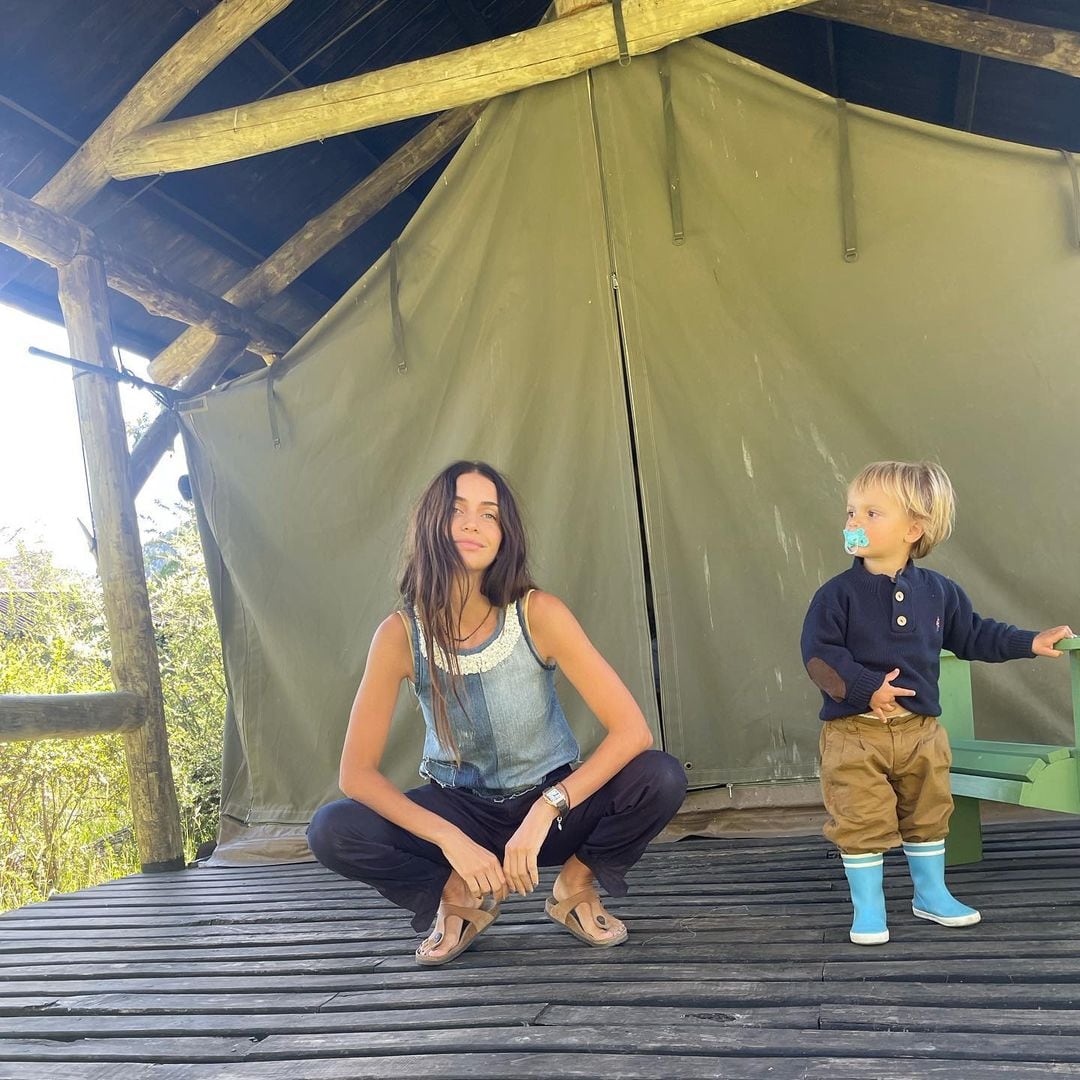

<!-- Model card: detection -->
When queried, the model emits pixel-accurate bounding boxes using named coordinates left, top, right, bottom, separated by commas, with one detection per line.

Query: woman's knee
left=625, top=750, right=687, bottom=811
left=307, top=798, right=373, bottom=867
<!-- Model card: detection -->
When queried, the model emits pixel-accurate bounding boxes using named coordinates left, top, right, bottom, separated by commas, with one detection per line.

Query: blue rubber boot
left=840, top=852, right=889, bottom=945
left=904, top=840, right=981, bottom=927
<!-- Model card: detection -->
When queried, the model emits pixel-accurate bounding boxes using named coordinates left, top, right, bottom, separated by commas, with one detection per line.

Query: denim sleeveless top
left=407, top=597, right=580, bottom=794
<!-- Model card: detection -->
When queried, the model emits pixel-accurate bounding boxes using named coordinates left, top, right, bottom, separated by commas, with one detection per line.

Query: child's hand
left=1032, top=625, right=1075, bottom=658
left=868, top=668, right=916, bottom=722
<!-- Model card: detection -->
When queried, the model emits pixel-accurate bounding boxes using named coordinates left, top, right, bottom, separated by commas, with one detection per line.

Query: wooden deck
left=3, top=820, right=1080, bottom=1078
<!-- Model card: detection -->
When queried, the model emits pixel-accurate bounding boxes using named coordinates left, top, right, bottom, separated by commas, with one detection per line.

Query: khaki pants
left=819, top=713, right=953, bottom=855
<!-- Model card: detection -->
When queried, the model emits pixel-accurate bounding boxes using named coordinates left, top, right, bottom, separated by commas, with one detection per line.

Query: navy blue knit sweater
left=801, top=558, right=1036, bottom=721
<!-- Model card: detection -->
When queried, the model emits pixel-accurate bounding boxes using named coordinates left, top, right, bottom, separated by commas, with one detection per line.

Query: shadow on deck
left=2, top=819, right=1080, bottom=1078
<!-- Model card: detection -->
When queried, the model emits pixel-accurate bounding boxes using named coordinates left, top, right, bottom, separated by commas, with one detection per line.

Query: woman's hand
left=503, top=801, right=559, bottom=896
left=1032, top=625, right=1075, bottom=658
left=439, top=830, right=508, bottom=902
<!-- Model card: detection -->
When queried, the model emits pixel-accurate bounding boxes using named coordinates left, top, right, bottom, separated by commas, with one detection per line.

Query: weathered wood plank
left=534, top=1004, right=817, bottom=1029
left=324, top=978, right=1080, bottom=1012
left=6, top=1024, right=1080, bottom=1063
left=825, top=957, right=1080, bottom=983
left=0, top=961, right=823, bottom=997
left=0, top=998, right=59, bottom=1015
left=1, top=912, right=1073, bottom=976
left=820, top=1004, right=1080, bottom=1035
left=16, top=977, right=1080, bottom=1019
left=0, top=692, right=145, bottom=743
left=11, top=932, right=1080, bottom=977
left=2, top=1056, right=1080, bottom=1080
left=0, top=927, right=828, bottom=965
left=1, top=1057, right=1078, bottom=1080
left=30, top=991, right=340, bottom=1015
left=0, top=1004, right=542, bottom=1039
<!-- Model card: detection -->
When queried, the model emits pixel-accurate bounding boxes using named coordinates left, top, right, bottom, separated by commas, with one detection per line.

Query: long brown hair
left=399, top=461, right=535, bottom=759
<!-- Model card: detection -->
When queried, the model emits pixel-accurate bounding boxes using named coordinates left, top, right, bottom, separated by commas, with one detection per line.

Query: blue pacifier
left=843, top=526, right=869, bottom=555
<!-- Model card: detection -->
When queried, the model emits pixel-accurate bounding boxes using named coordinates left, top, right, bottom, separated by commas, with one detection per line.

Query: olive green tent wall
left=180, top=39, right=1080, bottom=859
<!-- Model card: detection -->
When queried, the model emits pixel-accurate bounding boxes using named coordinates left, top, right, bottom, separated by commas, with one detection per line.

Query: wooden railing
left=0, top=693, right=147, bottom=743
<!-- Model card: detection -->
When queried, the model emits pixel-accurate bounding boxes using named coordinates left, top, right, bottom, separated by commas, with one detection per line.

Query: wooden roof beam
left=805, top=0, right=1080, bottom=78
left=106, top=0, right=818, bottom=179
left=0, top=185, right=295, bottom=360
left=0, top=0, right=294, bottom=303
left=35, top=0, right=294, bottom=216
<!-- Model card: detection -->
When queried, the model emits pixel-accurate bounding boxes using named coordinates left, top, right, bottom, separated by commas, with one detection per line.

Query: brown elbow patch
left=806, top=658, right=847, bottom=703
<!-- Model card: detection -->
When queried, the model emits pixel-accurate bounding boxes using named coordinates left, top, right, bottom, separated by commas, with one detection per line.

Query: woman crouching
left=308, top=460, right=686, bottom=965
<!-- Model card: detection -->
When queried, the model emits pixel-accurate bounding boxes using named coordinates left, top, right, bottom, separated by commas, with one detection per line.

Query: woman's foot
left=548, top=856, right=627, bottom=946
left=416, top=874, right=497, bottom=964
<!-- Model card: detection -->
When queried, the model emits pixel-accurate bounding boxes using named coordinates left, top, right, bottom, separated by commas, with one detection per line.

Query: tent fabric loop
left=265, top=368, right=282, bottom=449
left=1059, top=149, right=1080, bottom=250
left=836, top=99, right=858, bottom=263
left=612, top=0, right=630, bottom=67
left=659, top=55, right=684, bottom=246
left=389, top=239, right=409, bottom=374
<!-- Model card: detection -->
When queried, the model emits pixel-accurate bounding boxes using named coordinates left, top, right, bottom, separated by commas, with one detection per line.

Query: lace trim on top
left=417, top=602, right=521, bottom=675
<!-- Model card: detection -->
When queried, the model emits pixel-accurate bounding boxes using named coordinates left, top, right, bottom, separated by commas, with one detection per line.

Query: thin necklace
left=454, top=602, right=493, bottom=643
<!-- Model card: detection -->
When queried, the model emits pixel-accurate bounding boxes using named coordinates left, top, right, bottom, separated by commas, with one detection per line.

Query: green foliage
left=144, top=507, right=225, bottom=854
left=0, top=505, right=225, bottom=911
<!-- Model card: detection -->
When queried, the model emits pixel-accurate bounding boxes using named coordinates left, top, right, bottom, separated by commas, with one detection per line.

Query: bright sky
left=0, top=301, right=188, bottom=575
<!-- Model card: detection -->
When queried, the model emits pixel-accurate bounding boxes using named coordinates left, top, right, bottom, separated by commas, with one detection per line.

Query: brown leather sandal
left=545, top=888, right=628, bottom=947
left=414, top=896, right=501, bottom=967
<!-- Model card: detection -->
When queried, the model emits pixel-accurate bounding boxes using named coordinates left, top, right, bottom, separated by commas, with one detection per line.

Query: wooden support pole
left=106, top=0, right=818, bottom=178
left=56, top=250, right=185, bottom=873
left=806, top=0, right=1080, bottom=78
left=0, top=693, right=146, bottom=743
left=0, top=185, right=294, bottom=360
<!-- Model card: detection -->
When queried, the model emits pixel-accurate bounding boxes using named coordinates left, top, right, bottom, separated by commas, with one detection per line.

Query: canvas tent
left=178, top=38, right=1080, bottom=861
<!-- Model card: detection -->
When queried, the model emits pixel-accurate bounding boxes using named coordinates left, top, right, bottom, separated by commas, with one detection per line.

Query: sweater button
left=894, top=591, right=904, bottom=602
left=896, top=615, right=908, bottom=627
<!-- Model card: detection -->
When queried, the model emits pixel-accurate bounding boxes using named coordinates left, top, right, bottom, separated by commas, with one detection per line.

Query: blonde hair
left=849, top=460, right=955, bottom=560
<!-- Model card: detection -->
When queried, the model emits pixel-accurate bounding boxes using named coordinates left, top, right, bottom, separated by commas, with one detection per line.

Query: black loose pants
left=307, top=750, right=686, bottom=931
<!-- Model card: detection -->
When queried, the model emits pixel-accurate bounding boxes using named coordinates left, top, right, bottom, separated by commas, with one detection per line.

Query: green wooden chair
left=938, top=638, right=1080, bottom=864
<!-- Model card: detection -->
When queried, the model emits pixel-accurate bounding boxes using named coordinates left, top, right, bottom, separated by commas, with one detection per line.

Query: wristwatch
left=541, top=785, right=570, bottom=825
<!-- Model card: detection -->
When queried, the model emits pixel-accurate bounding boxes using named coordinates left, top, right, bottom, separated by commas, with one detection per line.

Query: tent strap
left=1059, top=149, right=1080, bottom=251
left=836, top=99, right=858, bottom=263
left=265, top=368, right=282, bottom=449
left=612, top=0, right=630, bottom=66
left=659, top=54, right=685, bottom=245
left=389, top=239, right=409, bottom=374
